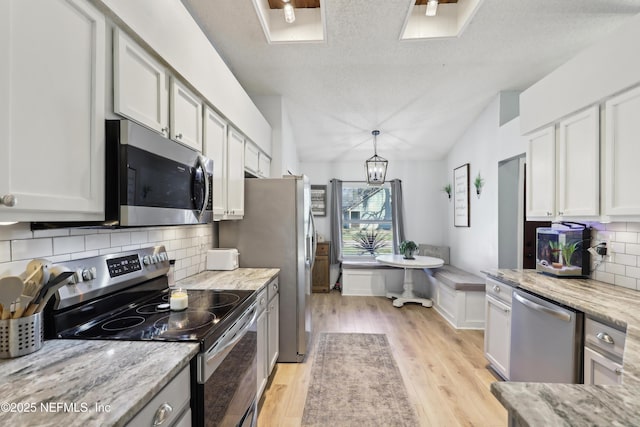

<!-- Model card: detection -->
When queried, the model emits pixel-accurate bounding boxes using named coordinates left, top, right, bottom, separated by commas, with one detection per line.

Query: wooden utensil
left=0, top=276, right=24, bottom=320
left=11, top=294, right=35, bottom=319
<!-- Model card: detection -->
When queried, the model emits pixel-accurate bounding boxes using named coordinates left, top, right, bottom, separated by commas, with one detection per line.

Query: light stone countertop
left=176, top=268, right=280, bottom=291
left=486, top=269, right=640, bottom=426
left=0, top=268, right=279, bottom=427
left=0, top=339, right=198, bottom=427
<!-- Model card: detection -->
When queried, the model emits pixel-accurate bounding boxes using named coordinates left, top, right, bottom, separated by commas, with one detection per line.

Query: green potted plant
left=473, top=173, right=484, bottom=197
left=442, top=184, right=452, bottom=200
left=399, top=240, right=418, bottom=260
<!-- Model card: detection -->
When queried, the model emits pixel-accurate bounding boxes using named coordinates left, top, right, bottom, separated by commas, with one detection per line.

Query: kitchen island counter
left=487, top=269, right=640, bottom=426
left=0, top=339, right=198, bottom=427
left=176, top=268, right=280, bottom=291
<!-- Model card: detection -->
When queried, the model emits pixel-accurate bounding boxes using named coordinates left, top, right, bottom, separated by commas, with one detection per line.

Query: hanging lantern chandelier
left=365, top=130, right=388, bottom=186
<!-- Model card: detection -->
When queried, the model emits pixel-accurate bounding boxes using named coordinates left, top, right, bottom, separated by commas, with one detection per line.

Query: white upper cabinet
left=113, top=28, right=169, bottom=136
left=0, top=0, right=105, bottom=221
left=227, top=128, right=246, bottom=219
left=258, top=154, right=272, bottom=178
left=245, top=141, right=260, bottom=176
left=603, top=85, right=640, bottom=218
left=203, top=106, right=227, bottom=219
left=170, top=77, right=203, bottom=152
left=557, top=106, right=600, bottom=218
left=526, top=126, right=556, bottom=220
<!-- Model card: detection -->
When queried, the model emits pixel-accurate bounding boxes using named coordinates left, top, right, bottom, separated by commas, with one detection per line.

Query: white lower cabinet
left=584, top=347, right=623, bottom=385
left=484, top=278, right=513, bottom=380
left=256, top=287, right=268, bottom=399
left=257, top=278, right=279, bottom=401
left=0, top=0, right=106, bottom=222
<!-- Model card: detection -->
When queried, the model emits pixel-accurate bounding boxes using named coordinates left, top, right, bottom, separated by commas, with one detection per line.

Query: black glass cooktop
left=57, top=288, right=255, bottom=347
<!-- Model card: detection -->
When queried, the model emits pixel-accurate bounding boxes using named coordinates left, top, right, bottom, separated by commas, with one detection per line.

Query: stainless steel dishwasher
left=510, top=288, right=583, bottom=383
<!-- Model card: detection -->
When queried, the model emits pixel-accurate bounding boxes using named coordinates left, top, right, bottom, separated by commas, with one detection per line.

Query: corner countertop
left=175, top=268, right=280, bottom=291
left=486, top=269, right=640, bottom=426
left=0, top=268, right=279, bottom=427
left=0, top=340, right=198, bottom=427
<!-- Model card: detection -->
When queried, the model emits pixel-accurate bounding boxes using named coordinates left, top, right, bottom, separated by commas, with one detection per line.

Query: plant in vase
left=442, top=184, right=452, bottom=200
left=399, top=240, right=418, bottom=260
left=473, top=173, right=484, bottom=197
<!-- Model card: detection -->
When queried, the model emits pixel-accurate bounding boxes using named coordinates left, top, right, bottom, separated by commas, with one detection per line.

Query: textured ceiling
left=182, top=0, right=640, bottom=162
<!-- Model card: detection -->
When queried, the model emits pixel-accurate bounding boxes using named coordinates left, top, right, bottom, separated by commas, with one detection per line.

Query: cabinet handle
left=176, top=133, right=183, bottom=139
left=492, top=285, right=500, bottom=293
left=161, top=127, right=169, bottom=134
left=547, top=211, right=553, bottom=216
left=503, top=308, right=510, bottom=313
left=596, top=332, right=615, bottom=345
left=0, top=194, right=16, bottom=207
left=152, top=402, right=173, bottom=426
left=558, top=211, right=564, bottom=216
left=615, top=368, right=623, bottom=375
left=273, top=283, right=278, bottom=291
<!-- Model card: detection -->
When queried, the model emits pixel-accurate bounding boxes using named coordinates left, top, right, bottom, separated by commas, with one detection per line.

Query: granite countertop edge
left=484, top=268, right=640, bottom=426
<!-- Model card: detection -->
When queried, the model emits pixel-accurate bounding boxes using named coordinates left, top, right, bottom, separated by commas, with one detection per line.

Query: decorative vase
left=403, top=250, right=415, bottom=260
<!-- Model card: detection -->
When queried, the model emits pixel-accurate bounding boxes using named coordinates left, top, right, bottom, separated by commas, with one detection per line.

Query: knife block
left=0, top=311, right=43, bottom=358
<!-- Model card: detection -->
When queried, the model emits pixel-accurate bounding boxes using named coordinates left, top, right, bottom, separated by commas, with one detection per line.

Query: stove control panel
left=107, top=254, right=142, bottom=278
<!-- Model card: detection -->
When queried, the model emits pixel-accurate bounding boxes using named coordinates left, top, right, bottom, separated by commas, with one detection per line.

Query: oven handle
left=198, top=304, right=257, bottom=383
left=197, top=155, right=210, bottom=222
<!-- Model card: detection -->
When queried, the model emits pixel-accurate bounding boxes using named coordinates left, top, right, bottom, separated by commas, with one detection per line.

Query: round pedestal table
left=375, top=254, right=444, bottom=308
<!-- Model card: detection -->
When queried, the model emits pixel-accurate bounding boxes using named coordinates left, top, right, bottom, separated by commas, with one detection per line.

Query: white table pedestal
left=376, top=254, right=444, bottom=308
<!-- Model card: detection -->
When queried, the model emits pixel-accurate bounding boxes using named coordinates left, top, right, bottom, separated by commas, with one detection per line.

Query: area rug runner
left=301, top=333, right=419, bottom=427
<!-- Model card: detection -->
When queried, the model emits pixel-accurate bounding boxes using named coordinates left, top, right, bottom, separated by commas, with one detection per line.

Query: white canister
left=170, top=288, right=188, bottom=311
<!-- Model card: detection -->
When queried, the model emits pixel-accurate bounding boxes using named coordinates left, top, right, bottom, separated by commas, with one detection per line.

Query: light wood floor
left=257, top=291, right=507, bottom=427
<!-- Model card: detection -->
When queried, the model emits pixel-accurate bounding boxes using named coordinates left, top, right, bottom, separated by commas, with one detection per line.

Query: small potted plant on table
left=399, top=240, right=418, bottom=260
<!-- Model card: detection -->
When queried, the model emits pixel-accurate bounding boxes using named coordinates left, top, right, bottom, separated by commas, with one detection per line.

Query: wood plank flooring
left=258, top=291, right=507, bottom=426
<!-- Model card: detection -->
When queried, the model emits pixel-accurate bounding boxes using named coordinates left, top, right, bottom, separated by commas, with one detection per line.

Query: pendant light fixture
left=283, top=0, right=296, bottom=24
left=365, top=130, right=388, bottom=186
left=425, top=0, right=439, bottom=16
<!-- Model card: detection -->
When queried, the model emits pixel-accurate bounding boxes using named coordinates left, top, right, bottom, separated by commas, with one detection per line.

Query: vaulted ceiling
left=182, top=0, right=640, bottom=162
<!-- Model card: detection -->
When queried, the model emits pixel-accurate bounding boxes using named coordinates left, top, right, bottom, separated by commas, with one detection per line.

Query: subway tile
left=594, top=230, right=613, bottom=243
left=605, top=263, right=626, bottom=275
left=148, top=230, right=164, bottom=242
left=130, top=231, right=148, bottom=245
left=615, top=275, right=637, bottom=290
left=121, top=244, right=141, bottom=252
left=609, top=242, right=625, bottom=254
left=70, top=229, right=101, bottom=236
left=175, top=269, right=187, bottom=281
left=614, top=231, right=638, bottom=244
left=187, top=265, right=198, bottom=277
left=0, top=259, right=31, bottom=277
left=0, top=241, right=10, bottom=263
left=175, top=228, right=187, bottom=239
left=85, top=234, right=111, bottom=251
left=110, top=232, right=131, bottom=247
left=99, top=247, right=122, bottom=255
left=48, top=254, right=71, bottom=263
left=11, top=238, right=52, bottom=260
left=613, top=253, right=637, bottom=266
left=0, top=223, right=33, bottom=241
left=606, top=223, right=628, bottom=232
left=625, top=266, right=640, bottom=280
left=594, top=271, right=615, bottom=284
left=627, top=223, right=640, bottom=232
left=163, top=229, right=176, bottom=241
left=53, top=236, right=85, bottom=255
left=626, top=244, right=640, bottom=256
left=33, top=228, right=70, bottom=238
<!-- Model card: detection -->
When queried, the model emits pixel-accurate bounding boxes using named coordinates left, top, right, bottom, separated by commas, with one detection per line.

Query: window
left=341, top=183, right=394, bottom=258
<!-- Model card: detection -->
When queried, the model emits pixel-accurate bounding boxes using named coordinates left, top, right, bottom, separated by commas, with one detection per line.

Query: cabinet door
left=604, top=86, right=640, bottom=216
left=113, top=28, right=168, bottom=136
left=203, top=106, right=227, bottom=220
left=226, top=128, right=245, bottom=219
left=268, top=294, right=279, bottom=374
left=312, top=255, right=330, bottom=293
left=557, top=106, right=600, bottom=217
left=526, top=126, right=556, bottom=220
left=484, top=295, right=511, bottom=380
left=259, top=154, right=272, bottom=178
left=0, top=0, right=105, bottom=221
left=170, top=77, right=203, bottom=152
left=245, top=141, right=260, bottom=175
left=584, top=347, right=623, bottom=385
left=257, top=308, right=268, bottom=399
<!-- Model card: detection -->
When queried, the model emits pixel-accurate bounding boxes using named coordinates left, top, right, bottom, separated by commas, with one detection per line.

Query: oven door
left=194, top=304, right=258, bottom=427
left=110, top=119, right=213, bottom=226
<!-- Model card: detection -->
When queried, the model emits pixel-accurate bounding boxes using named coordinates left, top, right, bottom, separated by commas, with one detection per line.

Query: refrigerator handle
left=309, top=211, right=317, bottom=269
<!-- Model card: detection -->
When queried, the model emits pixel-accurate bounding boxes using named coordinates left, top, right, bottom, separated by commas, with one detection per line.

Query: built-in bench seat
left=341, top=259, right=412, bottom=296
left=425, top=264, right=485, bottom=330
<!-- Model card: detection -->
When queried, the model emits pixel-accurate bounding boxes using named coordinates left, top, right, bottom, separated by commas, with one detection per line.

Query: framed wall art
left=311, top=185, right=327, bottom=216
left=454, top=163, right=470, bottom=227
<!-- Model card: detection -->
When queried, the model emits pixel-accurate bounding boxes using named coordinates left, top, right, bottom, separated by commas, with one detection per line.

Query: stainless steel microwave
left=33, top=120, right=213, bottom=229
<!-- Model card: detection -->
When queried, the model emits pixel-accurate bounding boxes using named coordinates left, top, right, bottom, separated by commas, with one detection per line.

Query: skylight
left=401, top=0, right=484, bottom=40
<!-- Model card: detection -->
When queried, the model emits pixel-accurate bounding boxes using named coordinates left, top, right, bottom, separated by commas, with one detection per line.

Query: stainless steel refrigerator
left=219, top=175, right=316, bottom=362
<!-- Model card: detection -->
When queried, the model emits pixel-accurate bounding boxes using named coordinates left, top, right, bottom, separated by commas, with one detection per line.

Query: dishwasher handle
left=513, top=291, right=571, bottom=322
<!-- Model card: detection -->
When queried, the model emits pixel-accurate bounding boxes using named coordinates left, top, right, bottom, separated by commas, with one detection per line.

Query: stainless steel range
left=44, top=245, right=258, bottom=427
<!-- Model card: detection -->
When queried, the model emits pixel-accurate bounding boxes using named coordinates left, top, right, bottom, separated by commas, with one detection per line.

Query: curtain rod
left=329, top=179, right=401, bottom=183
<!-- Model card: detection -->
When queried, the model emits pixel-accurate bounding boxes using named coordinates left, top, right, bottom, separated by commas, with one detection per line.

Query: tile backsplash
left=0, top=223, right=213, bottom=281
left=592, top=222, right=640, bottom=291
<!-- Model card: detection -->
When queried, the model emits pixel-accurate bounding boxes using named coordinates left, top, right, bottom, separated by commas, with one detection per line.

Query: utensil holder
left=0, top=312, right=43, bottom=358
